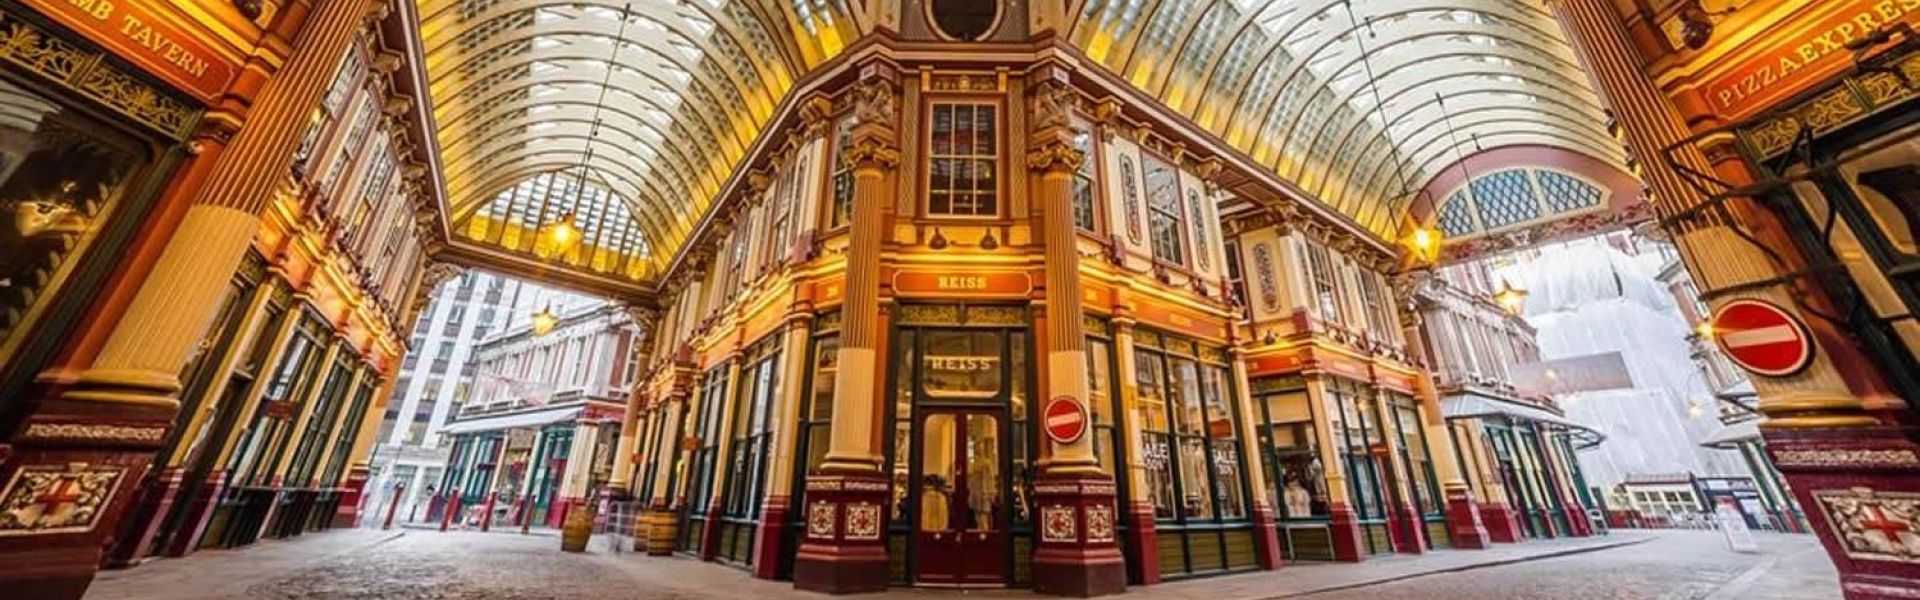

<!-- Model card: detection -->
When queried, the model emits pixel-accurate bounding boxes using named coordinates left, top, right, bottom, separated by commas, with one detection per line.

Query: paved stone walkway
left=85, top=528, right=1838, bottom=599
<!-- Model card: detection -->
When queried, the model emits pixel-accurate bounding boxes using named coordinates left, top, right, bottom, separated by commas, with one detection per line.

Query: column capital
left=1027, top=138, right=1085, bottom=175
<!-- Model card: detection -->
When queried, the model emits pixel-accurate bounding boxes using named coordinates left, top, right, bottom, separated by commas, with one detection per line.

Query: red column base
left=792, top=473, right=891, bottom=594
left=1031, top=475, right=1126, bottom=597
left=1327, top=503, right=1366, bottom=562
left=102, top=467, right=187, bottom=568
left=752, top=497, right=790, bottom=579
left=1389, top=503, right=1426, bottom=554
left=331, top=468, right=369, bottom=529
left=164, top=471, right=226, bottom=557
left=1479, top=502, right=1523, bottom=543
left=1122, top=502, right=1160, bottom=585
left=1249, top=504, right=1284, bottom=570
left=1444, top=490, right=1491, bottom=549
left=0, top=410, right=170, bottom=600
left=699, top=498, right=724, bottom=561
left=1561, top=504, right=1592, bottom=537
left=1765, top=425, right=1920, bottom=600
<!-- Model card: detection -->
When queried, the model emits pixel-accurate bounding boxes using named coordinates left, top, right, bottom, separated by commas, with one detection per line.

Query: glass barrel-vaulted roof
left=1069, top=0, right=1627, bottom=237
left=418, top=0, right=857, bottom=281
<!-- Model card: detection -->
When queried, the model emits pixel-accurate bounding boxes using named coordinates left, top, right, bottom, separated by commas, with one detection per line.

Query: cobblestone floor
left=84, top=528, right=1838, bottom=600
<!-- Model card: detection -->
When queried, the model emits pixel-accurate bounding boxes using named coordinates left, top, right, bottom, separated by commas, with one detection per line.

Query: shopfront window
left=1085, top=319, right=1118, bottom=475
left=1254, top=378, right=1326, bottom=520
left=724, top=334, right=782, bottom=519
left=0, top=77, right=145, bottom=357
left=685, top=363, right=731, bottom=516
left=1327, top=382, right=1387, bottom=520
left=1388, top=394, right=1441, bottom=517
left=1132, top=332, right=1248, bottom=524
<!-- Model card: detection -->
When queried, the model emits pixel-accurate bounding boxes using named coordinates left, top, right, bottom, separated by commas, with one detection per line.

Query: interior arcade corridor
left=1, top=0, right=1918, bottom=599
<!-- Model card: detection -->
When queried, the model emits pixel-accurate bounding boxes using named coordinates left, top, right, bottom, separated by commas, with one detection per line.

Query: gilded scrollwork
left=0, top=15, right=201, bottom=140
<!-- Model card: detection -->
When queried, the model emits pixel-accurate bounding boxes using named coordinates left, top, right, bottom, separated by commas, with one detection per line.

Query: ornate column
left=1369, top=388, right=1425, bottom=554
left=1464, top=424, right=1523, bottom=543
left=1547, top=1, right=1918, bottom=595
left=699, top=352, right=746, bottom=561
left=1305, top=377, right=1364, bottom=561
left=644, top=374, right=690, bottom=557
left=0, top=0, right=375, bottom=595
left=1228, top=346, right=1285, bottom=569
left=1396, top=278, right=1489, bottom=549
left=755, top=302, right=815, bottom=579
left=607, top=305, right=659, bottom=497
left=332, top=366, right=398, bottom=529
left=1108, top=301, right=1161, bottom=584
left=1025, top=69, right=1125, bottom=598
left=794, top=61, right=898, bottom=595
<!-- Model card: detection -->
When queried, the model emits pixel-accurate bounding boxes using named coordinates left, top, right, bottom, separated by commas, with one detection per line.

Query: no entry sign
left=1043, top=396, right=1087, bottom=444
left=1712, top=299, right=1814, bottom=377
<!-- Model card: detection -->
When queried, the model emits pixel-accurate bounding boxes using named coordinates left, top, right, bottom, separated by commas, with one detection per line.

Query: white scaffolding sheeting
left=1501, top=241, right=1750, bottom=490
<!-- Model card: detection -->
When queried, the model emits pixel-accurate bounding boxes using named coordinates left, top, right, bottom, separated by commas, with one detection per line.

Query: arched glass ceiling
left=418, top=0, right=857, bottom=280
left=1069, top=0, right=1628, bottom=238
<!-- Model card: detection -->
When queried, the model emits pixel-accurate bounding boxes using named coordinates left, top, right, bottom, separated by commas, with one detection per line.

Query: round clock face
left=929, top=0, right=1001, bottom=41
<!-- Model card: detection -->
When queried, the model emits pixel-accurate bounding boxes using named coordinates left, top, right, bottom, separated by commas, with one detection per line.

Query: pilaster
left=1027, top=68, right=1124, bottom=597
left=794, top=60, right=898, bottom=595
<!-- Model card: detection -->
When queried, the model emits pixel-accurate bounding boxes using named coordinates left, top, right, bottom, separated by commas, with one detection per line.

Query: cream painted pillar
left=1305, top=378, right=1351, bottom=506
left=302, top=363, right=369, bottom=487
left=268, top=337, right=347, bottom=483
left=1227, top=350, right=1274, bottom=513
left=62, top=0, right=380, bottom=410
left=211, top=291, right=305, bottom=469
left=702, top=356, right=747, bottom=510
left=608, top=410, right=641, bottom=494
left=1027, top=74, right=1099, bottom=474
left=562, top=422, right=601, bottom=502
left=764, top=312, right=815, bottom=499
left=1111, top=315, right=1152, bottom=506
left=647, top=396, right=687, bottom=506
left=817, top=70, right=899, bottom=476
left=166, top=279, right=280, bottom=467
left=336, top=367, right=398, bottom=479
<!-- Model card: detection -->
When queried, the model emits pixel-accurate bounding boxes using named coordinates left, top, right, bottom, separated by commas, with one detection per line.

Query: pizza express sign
left=25, top=0, right=238, bottom=102
left=1704, top=0, right=1920, bottom=119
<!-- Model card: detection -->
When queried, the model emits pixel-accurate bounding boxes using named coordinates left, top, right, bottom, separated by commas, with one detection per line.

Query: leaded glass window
left=1144, top=154, right=1185, bottom=265
left=928, top=103, right=999, bottom=216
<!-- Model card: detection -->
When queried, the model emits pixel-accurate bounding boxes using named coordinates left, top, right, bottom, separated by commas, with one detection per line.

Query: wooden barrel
left=560, top=505, right=593, bottom=553
left=632, top=511, right=649, bottom=551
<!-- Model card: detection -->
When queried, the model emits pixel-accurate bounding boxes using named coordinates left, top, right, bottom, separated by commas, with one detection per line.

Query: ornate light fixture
left=530, top=305, right=560, bottom=337
left=1693, top=319, right=1714, bottom=341
left=1492, top=279, right=1529, bottom=315
left=1406, top=225, right=1443, bottom=265
left=537, top=213, right=581, bottom=259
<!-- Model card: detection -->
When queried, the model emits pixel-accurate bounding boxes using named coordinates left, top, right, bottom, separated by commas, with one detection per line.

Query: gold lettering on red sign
left=23, top=0, right=236, bottom=101
left=937, top=276, right=987, bottom=290
left=1704, top=0, right=1920, bottom=118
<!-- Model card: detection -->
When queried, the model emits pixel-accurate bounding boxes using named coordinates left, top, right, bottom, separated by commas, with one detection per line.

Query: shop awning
left=1700, top=421, right=1762, bottom=449
left=439, top=407, right=583, bottom=436
left=1443, top=394, right=1606, bottom=449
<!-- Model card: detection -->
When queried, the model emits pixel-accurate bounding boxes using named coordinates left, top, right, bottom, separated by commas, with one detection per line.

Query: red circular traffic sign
left=1712, top=299, right=1814, bottom=377
left=1043, top=396, right=1087, bottom=444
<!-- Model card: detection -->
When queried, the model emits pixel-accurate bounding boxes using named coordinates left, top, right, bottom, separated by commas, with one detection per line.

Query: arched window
left=1437, top=168, right=1608, bottom=237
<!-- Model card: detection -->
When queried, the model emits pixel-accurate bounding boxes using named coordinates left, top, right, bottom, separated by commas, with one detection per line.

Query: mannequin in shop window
left=922, top=474, right=951, bottom=530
